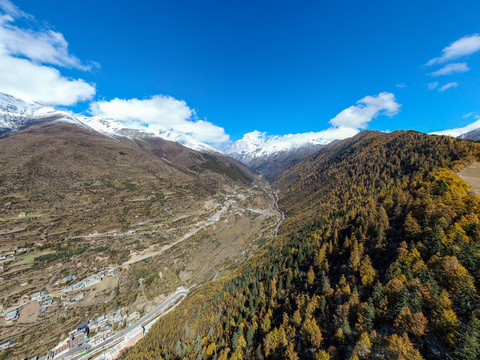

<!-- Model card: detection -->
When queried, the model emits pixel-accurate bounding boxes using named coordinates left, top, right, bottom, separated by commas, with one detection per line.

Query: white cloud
left=0, top=50, right=95, bottom=105
left=227, top=92, right=401, bottom=156
left=439, top=82, right=458, bottom=92
left=0, top=0, right=26, bottom=18
left=428, top=82, right=439, bottom=90
left=0, top=16, right=89, bottom=70
left=430, top=62, right=469, bottom=76
left=90, top=96, right=229, bottom=144
left=427, top=34, right=480, bottom=65
left=0, top=1, right=96, bottom=105
left=463, top=112, right=473, bottom=118
left=329, top=92, right=400, bottom=129
left=396, top=83, right=407, bottom=88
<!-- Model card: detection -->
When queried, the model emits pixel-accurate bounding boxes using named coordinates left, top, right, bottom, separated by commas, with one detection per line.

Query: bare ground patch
left=459, top=162, right=480, bottom=196
left=18, top=301, right=40, bottom=324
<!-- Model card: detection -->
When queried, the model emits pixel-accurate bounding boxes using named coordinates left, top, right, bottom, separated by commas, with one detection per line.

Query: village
left=1, top=248, right=188, bottom=360
left=48, top=306, right=139, bottom=359
left=0, top=265, right=119, bottom=355
left=7, top=287, right=187, bottom=360
left=1, top=267, right=117, bottom=321
left=0, top=181, right=278, bottom=359
left=3, top=281, right=145, bottom=360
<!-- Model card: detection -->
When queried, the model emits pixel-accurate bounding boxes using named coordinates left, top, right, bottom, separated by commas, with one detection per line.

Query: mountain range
left=0, top=92, right=220, bottom=154
left=3, top=92, right=480, bottom=179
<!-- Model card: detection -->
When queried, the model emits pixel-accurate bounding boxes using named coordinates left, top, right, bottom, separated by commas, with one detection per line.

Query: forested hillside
left=126, top=130, right=480, bottom=360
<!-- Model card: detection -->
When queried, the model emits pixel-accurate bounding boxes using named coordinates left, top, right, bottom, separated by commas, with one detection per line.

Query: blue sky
left=2, top=0, right=480, bottom=147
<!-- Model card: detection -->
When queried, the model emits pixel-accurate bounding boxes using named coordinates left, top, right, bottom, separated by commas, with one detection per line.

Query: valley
left=0, top=118, right=282, bottom=359
left=0, top=170, right=281, bottom=359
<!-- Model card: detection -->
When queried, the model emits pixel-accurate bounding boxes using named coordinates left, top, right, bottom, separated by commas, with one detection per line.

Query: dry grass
left=459, top=161, right=480, bottom=196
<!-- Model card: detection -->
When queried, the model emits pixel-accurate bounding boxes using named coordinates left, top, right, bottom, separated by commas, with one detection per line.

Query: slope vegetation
left=126, top=130, right=480, bottom=360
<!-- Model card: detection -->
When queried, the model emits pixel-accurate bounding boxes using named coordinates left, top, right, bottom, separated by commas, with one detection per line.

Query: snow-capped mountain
left=0, top=92, right=80, bottom=133
left=225, top=130, right=329, bottom=164
left=225, top=130, right=330, bottom=178
left=0, top=92, right=220, bottom=153
left=430, top=119, right=480, bottom=141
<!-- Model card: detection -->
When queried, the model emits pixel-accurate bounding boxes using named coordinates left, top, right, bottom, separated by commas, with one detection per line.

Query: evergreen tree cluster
left=125, top=131, right=480, bottom=360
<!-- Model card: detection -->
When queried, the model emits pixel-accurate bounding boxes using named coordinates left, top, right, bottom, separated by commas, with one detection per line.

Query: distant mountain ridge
left=0, top=92, right=342, bottom=178
left=225, top=131, right=330, bottom=178
left=430, top=119, right=480, bottom=141
left=0, top=92, right=81, bottom=133
left=232, top=142, right=325, bottom=179
left=0, top=92, right=220, bottom=154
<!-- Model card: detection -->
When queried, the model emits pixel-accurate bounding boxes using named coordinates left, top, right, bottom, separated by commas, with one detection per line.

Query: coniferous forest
left=125, top=130, right=480, bottom=360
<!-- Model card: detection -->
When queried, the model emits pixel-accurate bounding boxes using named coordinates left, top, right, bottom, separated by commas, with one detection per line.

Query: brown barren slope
left=458, top=161, right=480, bottom=196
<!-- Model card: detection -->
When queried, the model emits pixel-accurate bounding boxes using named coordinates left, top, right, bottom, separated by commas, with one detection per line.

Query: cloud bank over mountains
left=90, top=96, right=230, bottom=144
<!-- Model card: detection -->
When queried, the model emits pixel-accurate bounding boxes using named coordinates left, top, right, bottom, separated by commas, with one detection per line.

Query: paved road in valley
left=56, top=288, right=189, bottom=360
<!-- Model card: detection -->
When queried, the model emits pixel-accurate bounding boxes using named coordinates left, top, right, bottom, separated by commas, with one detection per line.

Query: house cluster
left=50, top=321, right=90, bottom=357
left=66, top=292, right=85, bottom=305
left=53, top=275, right=76, bottom=286
left=4, top=290, right=56, bottom=323
left=31, top=291, right=46, bottom=302
left=48, top=308, right=129, bottom=359
left=61, top=270, right=110, bottom=295
left=88, top=309, right=126, bottom=334
left=0, top=248, right=27, bottom=263
left=3, top=294, right=55, bottom=324
left=0, top=251, right=15, bottom=263
left=41, top=299, right=54, bottom=313
left=4, top=309, right=19, bottom=322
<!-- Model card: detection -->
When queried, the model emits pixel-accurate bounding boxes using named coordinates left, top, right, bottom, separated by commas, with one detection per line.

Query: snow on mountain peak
left=430, top=119, right=480, bottom=138
left=0, top=92, right=221, bottom=154
left=0, top=92, right=79, bottom=132
left=225, top=127, right=359, bottom=162
left=155, top=130, right=221, bottom=153
left=78, top=115, right=220, bottom=153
